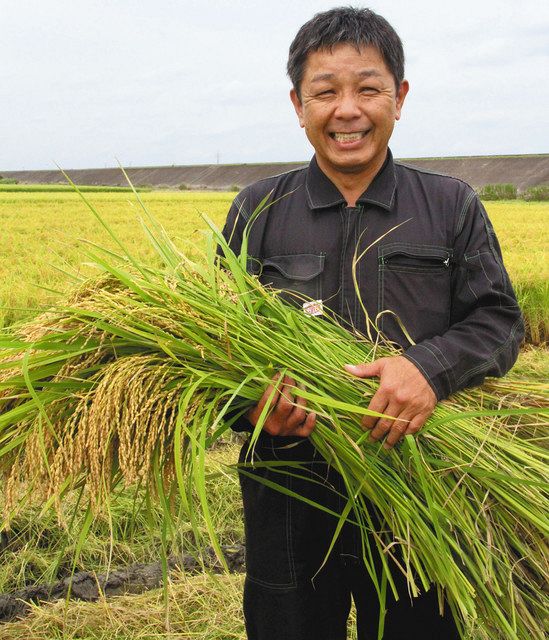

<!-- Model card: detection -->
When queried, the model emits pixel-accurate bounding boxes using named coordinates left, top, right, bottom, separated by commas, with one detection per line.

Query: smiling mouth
left=330, top=131, right=369, bottom=143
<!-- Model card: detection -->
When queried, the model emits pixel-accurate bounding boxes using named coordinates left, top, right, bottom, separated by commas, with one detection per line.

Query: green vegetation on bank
left=521, top=184, right=549, bottom=201
left=477, top=183, right=518, bottom=200
left=2, top=181, right=549, bottom=200
left=477, top=183, right=549, bottom=201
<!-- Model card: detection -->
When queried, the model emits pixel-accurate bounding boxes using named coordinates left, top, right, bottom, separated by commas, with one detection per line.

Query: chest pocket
left=259, top=253, right=325, bottom=307
left=378, top=243, right=452, bottom=346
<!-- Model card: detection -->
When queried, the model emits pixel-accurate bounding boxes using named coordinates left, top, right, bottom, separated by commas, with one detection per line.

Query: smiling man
left=290, top=44, right=408, bottom=207
left=221, top=7, right=523, bottom=640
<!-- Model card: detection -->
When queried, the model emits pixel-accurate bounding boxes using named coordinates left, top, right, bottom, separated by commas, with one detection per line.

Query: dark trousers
left=238, top=434, right=461, bottom=640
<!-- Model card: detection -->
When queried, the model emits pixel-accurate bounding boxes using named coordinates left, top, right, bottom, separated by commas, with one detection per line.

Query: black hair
left=287, top=7, right=405, bottom=99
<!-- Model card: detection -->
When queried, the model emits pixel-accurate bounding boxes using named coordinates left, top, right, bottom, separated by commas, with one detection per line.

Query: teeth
left=333, top=132, right=365, bottom=142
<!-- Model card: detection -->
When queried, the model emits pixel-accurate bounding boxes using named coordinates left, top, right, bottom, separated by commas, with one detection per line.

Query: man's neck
left=316, top=150, right=388, bottom=207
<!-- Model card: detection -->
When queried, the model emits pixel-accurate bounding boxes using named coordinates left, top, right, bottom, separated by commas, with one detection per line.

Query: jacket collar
left=305, top=148, right=397, bottom=212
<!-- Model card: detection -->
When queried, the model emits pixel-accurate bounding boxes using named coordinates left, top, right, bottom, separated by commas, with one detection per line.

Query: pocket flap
left=261, top=254, right=325, bottom=281
left=379, top=243, right=452, bottom=268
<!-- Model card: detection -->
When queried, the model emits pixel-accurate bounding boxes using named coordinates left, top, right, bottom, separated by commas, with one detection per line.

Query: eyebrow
left=310, top=69, right=383, bottom=83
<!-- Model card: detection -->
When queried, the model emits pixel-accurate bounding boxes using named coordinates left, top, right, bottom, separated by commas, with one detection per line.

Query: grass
left=0, top=571, right=361, bottom=640
left=0, top=441, right=246, bottom=638
left=1, top=191, right=547, bottom=639
left=507, top=344, right=549, bottom=381
left=477, top=184, right=517, bottom=200
left=0, top=573, right=246, bottom=640
left=521, top=185, right=549, bottom=201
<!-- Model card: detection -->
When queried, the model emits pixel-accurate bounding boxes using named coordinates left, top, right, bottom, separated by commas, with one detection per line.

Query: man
left=221, top=7, right=523, bottom=640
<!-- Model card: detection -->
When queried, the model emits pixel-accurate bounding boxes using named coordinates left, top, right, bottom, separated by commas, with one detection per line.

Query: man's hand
left=344, top=356, right=436, bottom=449
left=247, top=374, right=316, bottom=437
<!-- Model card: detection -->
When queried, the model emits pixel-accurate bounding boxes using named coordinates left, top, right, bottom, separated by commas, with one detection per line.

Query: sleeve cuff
left=403, top=342, right=457, bottom=401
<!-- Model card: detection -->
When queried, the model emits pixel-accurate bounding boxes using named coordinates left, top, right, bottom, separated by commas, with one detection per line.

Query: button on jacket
left=221, top=149, right=524, bottom=401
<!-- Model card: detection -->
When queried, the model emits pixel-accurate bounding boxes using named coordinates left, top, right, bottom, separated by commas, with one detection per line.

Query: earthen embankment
left=2, top=154, right=547, bottom=192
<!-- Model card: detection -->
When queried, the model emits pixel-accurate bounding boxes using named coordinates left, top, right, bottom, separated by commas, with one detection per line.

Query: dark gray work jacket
left=221, top=149, right=524, bottom=401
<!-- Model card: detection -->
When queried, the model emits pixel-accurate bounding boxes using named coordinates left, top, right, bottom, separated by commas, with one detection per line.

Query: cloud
left=1, top=0, right=548, bottom=169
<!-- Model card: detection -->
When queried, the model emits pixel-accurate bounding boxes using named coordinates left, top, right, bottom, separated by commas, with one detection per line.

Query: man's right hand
left=246, top=374, right=316, bottom=437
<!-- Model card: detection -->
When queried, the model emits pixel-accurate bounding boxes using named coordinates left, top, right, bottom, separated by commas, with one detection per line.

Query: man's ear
left=290, top=89, right=305, bottom=128
left=395, top=80, right=409, bottom=121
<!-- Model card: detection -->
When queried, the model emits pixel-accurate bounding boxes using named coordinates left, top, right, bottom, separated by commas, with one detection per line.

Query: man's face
left=290, top=43, right=408, bottom=183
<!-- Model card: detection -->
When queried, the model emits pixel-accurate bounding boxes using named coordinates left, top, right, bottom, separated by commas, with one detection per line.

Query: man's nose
left=334, top=93, right=362, bottom=119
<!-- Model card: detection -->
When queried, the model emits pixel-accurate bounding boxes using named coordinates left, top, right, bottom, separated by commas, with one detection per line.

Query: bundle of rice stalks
left=0, top=190, right=547, bottom=639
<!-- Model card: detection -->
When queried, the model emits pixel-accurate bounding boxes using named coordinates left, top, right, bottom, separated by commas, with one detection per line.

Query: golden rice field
left=1, top=191, right=547, bottom=342
left=0, top=191, right=230, bottom=328
left=0, top=189, right=547, bottom=388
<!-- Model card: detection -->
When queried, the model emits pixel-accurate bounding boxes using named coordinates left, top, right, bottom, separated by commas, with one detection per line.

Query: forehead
left=302, top=43, right=392, bottom=82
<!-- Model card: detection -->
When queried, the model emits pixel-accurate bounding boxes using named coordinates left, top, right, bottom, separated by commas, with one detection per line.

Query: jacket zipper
left=380, top=252, right=450, bottom=267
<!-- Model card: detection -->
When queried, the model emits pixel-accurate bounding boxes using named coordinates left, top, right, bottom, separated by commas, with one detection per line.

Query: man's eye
left=360, top=86, right=378, bottom=94
left=317, top=89, right=334, bottom=96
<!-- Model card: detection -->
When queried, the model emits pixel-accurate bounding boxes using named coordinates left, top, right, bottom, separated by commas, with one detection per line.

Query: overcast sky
left=1, top=0, right=548, bottom=170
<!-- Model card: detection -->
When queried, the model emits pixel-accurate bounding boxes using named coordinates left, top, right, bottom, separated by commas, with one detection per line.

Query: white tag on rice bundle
left=303, top=300, right=324, bottom=316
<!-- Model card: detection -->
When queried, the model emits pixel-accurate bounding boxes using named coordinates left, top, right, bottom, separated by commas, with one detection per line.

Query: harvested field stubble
left=0, top=572, right=362, bottom=640
left=0, top=573, right=246, bottom=640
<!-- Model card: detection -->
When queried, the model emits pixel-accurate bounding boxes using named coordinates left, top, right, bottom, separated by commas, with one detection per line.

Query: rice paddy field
left=1, top=190, right=547, bottom=347
left=0, top=189, right=547, bottom=639
left=0, top=191, right=231, bottom=329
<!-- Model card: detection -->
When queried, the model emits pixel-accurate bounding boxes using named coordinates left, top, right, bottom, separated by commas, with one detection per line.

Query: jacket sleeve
left=403, top=193, right=524, bottom=400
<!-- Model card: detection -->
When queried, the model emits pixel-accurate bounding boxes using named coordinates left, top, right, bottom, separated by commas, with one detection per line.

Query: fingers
left=366, top=407, right=431, bottom=450
left=382, top=411, right=431, bottom=450
left=361, top=389, right=387, bottom=431
left=247, top=372, right=284, bottom=425
left=344, top=361, right=381, bottom=378
left=361, top=387, right=419, bottom=449
left=353, top=355, right=437, bottom=449
left=381, top=411, right=410, bottom=449
left=367, top=403, right=404, bottom=445
left=284, top=382, right=308, bottom=430
left=404, top=413, right=429, bottom=437
left=248, top=374, right=316, bottom=437
left=292, top=410, right=317, bottom=437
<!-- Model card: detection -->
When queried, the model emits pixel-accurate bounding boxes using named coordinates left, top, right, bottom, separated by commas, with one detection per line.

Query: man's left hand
left=344, top=356, right=437, bottom=449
